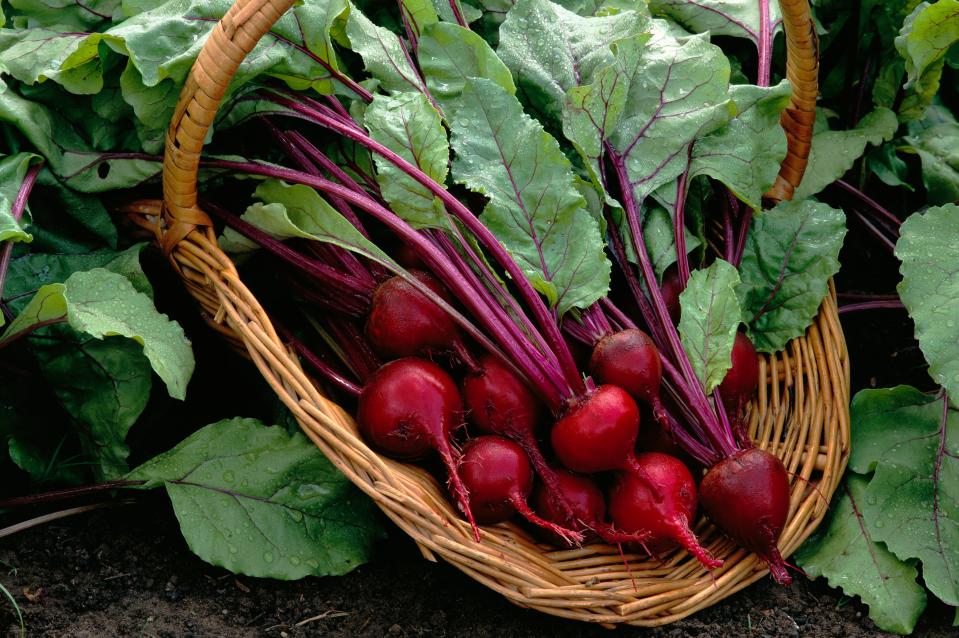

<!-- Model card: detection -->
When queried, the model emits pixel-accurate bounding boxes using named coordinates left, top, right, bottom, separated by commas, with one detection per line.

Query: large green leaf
left=364, top=92, right=449, bottom=228
left=647, top=0, right=781, bottom=44
left=0, top=77, right=160, bottom=191
left=642, top=203, right=701, bottom=279
left=677, top=259, right=741, bottom=392
left=897, top=204, right=959, bottom=403
left=6, top=0, right=121, bottom=30
left=127, top=418, right=383, bottom=580
left=33, top=332, right=153, bottom=480
left=0, top=152, right=41, bottom=243
left=793, top=108, right=899, bottom=200
left=447, top=78, right=611, bottom=315
left=0, top=27, right=109, bottom=94
left=894, top=0, right=959, bottom=120
left=738, top=199, right=846, bottom=353
left=418, top=21, right=516, bottom=108
left=497, top=0, right=647, bottom=126
left=686, top=80, right=791, bottom=210
left=346, top=2, right=428, bottom=94
left=796, top=474, right=928, bottom=635
left=564, top=31, right=734, bottom=207
left=901, top=123, right=959, bottom=205
left=850, top=386, right=959, bottom=608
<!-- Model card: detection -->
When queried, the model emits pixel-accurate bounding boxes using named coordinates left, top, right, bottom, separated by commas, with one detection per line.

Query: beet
left=719, top=332, right=760, bottom=408
left=550, top=385, right=641, bottom=475
left=365, top=271, right=465, bottom=361
left=660, top=264, right=683, bottom=324
left=588, top=329, right=666, bottom=418
left=459, top=436, right=584, bottom=544
left=356, top=357, right=479, bottom=540
left=608, top=453, right=722, bottom=570
left=461, top=353, right=575, bottom=519
left=532, top=469, right=605, bottom=544
left=699, top=447, right=791, bottom=584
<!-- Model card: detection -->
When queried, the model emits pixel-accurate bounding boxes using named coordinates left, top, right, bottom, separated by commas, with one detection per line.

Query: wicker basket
left=127, top=0, right=850, bottom=626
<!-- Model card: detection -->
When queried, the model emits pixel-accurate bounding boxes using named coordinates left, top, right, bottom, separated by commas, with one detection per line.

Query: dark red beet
left=462, top=354, right=574, bottom=519
left=699, top=447, right=791, bottom=584
left=660, top=264, right=683, bottom=324
left=459, top=436, right=584, bottom=544
left=365, top=271, right=466, bottom=361
left=719, top=332, right=760, bottom=407
left=608, top=453, right=722, bottom=570
left=589, top=329, right=669, bottom=428
left=551, top=385, right=640, bottom=475
left=357, top=358, right=479, bottom=540
left=392, top=242, right=424, bottom=269
left=532, top=469, right=604, bottom=544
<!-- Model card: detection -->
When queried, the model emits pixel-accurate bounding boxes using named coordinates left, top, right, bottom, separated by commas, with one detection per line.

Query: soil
left=0, top=208, right=953, bottom=636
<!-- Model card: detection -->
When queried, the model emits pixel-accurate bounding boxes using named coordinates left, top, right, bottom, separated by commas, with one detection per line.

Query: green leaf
left=364, top=92, right=449, bottom=228
left=793, top=108, right=899, bottom=200
left=127, top=418, right=383, bottom=579
left=901, top=123, right=959, bottom=205
left=0, top=152, right=41, bottom=243
left=0, top=27, right=107, bottom=94
left=447, top=78, right=611, bottom=315
left=0, top=77, right=160, bottom=191
left=677, top=259, right=741, bottom=392
left=222, top=180, right=397, bottom=267
left=564, top=32, right=734, bottom=207
left=850, top=386, right=959, bottom=608
left=346, top=2, right=428, bottom=94
left=497, top=0, right=648, bottom=126
left=25, top=179, right=120, bottom=253
left=418, top=21, right=516, bottom=108
left=895, top=0, right=959, bottom=121
left=897, top=204, right=959, bottom=403
left=400, top=0, right=439, bottom=34
left=34, top=332, right=153, bottom=480
left=687, top=80, right=792, bottom=210
left=795, top=474, right=928, bottom=635
left=647, top=0, right=781, bottom=43
left=6, top=0, right=120, bottom=30
left=868, top=142, right=915, bottom=191
left=738, top=199, right=846, bottom=353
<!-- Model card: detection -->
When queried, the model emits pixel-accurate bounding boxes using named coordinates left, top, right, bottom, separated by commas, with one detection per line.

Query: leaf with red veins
left=795, top=474, right=927, bottom=635
left=564, top=31, right=734, bottom=207
left=647, top=0, right=782, bottom=45
left=850, top=386, right=959, bottom=609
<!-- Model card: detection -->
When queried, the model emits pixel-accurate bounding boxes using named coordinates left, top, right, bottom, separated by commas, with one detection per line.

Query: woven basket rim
left=141, top=0, right=851, bottom=627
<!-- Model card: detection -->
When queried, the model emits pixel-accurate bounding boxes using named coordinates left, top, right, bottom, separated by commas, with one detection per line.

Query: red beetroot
left=608, top=453, right=722, bottom=570
left=551, top=385, right=641, bottom=474
left=588, top=329, right=669, bottom=426
left=356, top=358, right=479, bottom=540
left=460, top=436, right=584, bottom=544
left=699, top=447, right=791, bottom=584
left=365, top=271, right=468, bottom=362
left=719, top=332, right=760, bottom=408
left=462, top=354, right=574, bottom=519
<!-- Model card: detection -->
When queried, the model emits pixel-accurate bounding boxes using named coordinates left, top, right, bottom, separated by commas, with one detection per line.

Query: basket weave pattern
left=129, top=0, right=851, bottom=626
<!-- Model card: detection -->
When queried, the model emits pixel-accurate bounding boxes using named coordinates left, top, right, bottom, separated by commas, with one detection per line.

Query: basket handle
left=160, top=0, right=818, bottom=249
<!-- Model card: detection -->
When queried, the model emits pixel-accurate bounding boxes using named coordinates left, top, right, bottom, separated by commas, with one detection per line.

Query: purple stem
left=277, top=324, right=362, bottom=395
left=834, top=180, right=901, bottom=232
left=202, top=158, right=569, bottom=406
left=838, top=300, right=906, bottom=315
left=757, top=0, right=773, bottom=87
left=0, top=162, right=43, bottom=302
left=600, top=297, right=637, bottom=330
left=449, top=0, right=469, bottom=27
left=673, top=166, right=691, bottom=286
left=721, top=195, right=735, bottom=263
left=608, top=147, right=737, bottom=457
left=849, top=208, right=897, bottom=253
left=731, top=203, right=752, bottom=268
left=263, top=93, right=584, bottom=396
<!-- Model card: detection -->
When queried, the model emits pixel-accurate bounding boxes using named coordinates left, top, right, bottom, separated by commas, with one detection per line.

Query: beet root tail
left=516, top=434, right=577, bottom=521
left=763, top=545, right=793, bottom=585
left=437, top=444, right=481, bottom=542
left=510, top=492, right=585, bottom=546
left=590, top=522, right=652, bottom=552
left=671, top=517, right=723, bottom=570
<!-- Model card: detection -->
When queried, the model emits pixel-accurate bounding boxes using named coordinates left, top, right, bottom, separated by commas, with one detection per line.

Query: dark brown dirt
left=1, top=496, right=956, bottom=637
